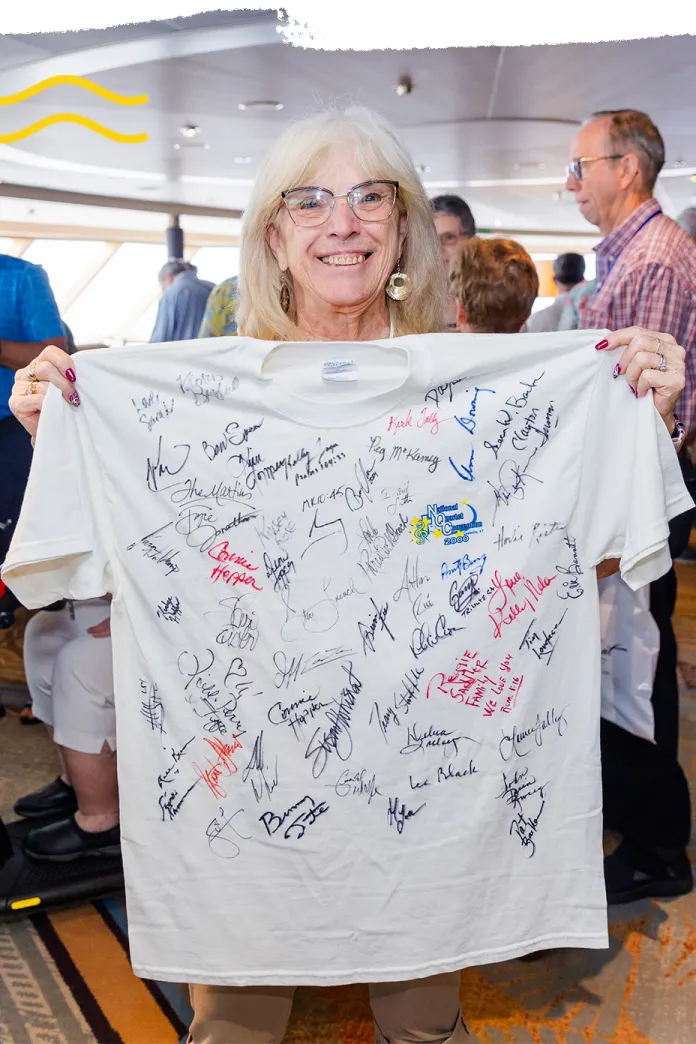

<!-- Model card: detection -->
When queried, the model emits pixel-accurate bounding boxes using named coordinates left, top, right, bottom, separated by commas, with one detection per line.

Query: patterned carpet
left=0, top=567, right=695, bottom=1044
left=1, top=886, right=695, bottom=1043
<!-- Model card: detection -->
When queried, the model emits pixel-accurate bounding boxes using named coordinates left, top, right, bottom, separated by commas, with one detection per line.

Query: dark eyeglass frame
left=565, top=154, right=626, bottom=182
left=439, top=231, right=466, bottom=245
left=281, top=179, right=399, bottom=225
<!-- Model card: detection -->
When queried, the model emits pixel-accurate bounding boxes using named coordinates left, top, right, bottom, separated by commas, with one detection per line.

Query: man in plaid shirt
left=567, top=109, right=696, bottom=905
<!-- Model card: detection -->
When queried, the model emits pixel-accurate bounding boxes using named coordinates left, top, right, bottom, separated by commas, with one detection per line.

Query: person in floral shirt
left=198, top=275, right=239, bottom=337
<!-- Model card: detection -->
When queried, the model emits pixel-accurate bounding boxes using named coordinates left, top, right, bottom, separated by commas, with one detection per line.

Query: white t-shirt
left=4, top=331, right=691, bottom=987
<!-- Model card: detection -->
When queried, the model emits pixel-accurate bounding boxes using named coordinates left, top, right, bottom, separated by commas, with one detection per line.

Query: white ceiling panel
left=1, top=13, right=695, bottom=235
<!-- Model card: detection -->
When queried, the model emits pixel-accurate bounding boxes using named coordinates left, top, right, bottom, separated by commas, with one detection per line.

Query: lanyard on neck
left=606, top=209, right=660, bottom=276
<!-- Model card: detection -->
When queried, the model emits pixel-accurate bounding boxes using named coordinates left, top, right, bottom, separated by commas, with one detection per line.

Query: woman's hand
left=596, top=327, right=685, bottom=431
left=87, top=617, right=111, bottom=639
left=9, top=345, right=79, bottom=440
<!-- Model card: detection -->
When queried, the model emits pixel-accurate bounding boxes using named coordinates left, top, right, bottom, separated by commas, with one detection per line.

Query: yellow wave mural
left=0, top=75, right=148, bottom=143
left=0, top=113, right=148, bottom=144
left=0, top=75, right=148, bottom=107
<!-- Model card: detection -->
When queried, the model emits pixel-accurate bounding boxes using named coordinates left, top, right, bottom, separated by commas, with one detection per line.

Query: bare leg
left=46, top=726, right=71, bottom=787
left=60, top=742, right=119, bottom=833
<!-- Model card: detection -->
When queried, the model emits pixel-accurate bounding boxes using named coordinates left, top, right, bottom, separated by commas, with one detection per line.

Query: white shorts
left=23, top=598, right=116, bottom=754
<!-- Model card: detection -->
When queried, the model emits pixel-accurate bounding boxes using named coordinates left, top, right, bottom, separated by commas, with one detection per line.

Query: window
left=190, top=247, right=239, bottom=286
left=21, top=240, right=111, bottom=307
left=64, top=243, right=164, bottom=344
left=125, top=300, right=160, bottom=345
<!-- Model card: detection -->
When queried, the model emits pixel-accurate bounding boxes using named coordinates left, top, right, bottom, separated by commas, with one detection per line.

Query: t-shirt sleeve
left=573, top=359, right=694, bottom=590
left=1, top=385, right=111, bottom=606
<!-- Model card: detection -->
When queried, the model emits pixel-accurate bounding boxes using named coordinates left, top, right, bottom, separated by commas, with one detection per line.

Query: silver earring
left=386, top=258, right=411, bottom=301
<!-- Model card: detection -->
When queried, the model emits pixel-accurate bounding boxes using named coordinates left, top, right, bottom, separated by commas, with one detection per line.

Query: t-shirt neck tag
left=322, top=359, right=357, bottom=383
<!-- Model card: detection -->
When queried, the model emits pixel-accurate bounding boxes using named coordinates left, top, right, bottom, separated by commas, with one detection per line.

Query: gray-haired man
left=150, top=261, right=215, bottom=343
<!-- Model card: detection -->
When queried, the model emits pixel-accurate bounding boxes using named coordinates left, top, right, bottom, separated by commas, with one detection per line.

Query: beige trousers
left=188, top=972, right=468, bottom=1044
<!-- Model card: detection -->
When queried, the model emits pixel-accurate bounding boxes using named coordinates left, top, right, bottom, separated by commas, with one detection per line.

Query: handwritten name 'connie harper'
left=499, top=706, right=568, bottom=761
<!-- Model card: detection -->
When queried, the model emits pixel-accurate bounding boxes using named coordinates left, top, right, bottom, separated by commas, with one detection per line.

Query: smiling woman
left=237, top=106, right=450, bottom=342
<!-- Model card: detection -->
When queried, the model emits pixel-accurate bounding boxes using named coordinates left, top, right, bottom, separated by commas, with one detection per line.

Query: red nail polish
left=612, top=363, right=621, bottom=378
left=65, top=368, right=76, bottom=383
left=69, top=391, right=81, bottom=407
left=595, top=339, right=610, bottom=350
left=630, top=385, right=638, bottom=397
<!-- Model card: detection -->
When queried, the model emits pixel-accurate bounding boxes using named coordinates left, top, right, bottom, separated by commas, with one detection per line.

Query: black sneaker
left=675, top=546, right=696, bottom=564
left=605, top=841, right=694, bottom=905
left=13, top=777, right=78, bottom=820
left=24, top=816, right=121, bottom=862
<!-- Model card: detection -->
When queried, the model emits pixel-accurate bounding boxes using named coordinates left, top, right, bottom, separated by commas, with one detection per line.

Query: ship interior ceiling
left=1, top=13, right=696, bottom=228
left=0, top=13, right=695, bottom=347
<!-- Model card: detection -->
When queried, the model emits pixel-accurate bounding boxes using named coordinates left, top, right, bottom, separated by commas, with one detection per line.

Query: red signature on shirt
left=210, top=565, right=263, bottom=590
left=193, top=735, right=244, bottom=799
left=208, top=542, right=258, bottom=570
left=487, top=569, right=556, bottom=639
left=426, top=651, right=524, bottom=718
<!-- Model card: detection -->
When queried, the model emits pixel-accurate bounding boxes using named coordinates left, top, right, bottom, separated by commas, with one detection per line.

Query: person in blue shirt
left=0, top=254, right=66, bottom=640
left=150, top=261, right=214, bottom=343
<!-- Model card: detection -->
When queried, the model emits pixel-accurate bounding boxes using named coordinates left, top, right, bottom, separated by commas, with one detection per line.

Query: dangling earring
left=386, top=258, right=411, bottom=301
left=279, top=272, right=291, bottom=313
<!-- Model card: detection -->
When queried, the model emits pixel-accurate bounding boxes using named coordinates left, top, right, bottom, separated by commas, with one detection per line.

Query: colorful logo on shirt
left=410, top=501, right=483, bottom=546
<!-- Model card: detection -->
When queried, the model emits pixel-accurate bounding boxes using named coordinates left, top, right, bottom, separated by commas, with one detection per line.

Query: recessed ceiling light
left=238, top=101, right=284, bottom=111
left=234, top=156, right=253, bottom=164
left=493, top=219, right=502, bottom=227
left=396, top=77, right=413, bottom=97
left=180, top=124, right=201, bottom=138
left=691, top=174, right=696, bottom=182
left=173, top=141, right=209, bottom=150
left=416, top=164, right=430, bottom=174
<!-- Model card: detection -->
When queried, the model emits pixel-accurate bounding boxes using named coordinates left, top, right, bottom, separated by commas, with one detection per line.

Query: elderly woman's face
left=268, top=146, right=406, bottom=316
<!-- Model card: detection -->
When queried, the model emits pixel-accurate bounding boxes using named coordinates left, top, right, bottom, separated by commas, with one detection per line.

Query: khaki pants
left=188, top=971, right=468, bottom=1044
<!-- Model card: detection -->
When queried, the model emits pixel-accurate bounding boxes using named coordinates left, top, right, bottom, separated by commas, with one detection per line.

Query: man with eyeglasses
left=430, top=195, right=477, bottom=327
left=566, top=109, right=696, bottom=906
left=431, top=195, right=477, bottom=263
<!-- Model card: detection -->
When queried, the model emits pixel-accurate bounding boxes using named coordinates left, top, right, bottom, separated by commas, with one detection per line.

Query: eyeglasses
left=439, top=231, right=465, bottom=246
left=565, top=155, right=625, bottom=182
left=281, top=180, right=399, bottom=227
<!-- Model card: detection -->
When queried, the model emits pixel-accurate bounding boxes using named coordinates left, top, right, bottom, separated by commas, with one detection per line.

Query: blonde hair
left=236, top=106, right=449, bottom=339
